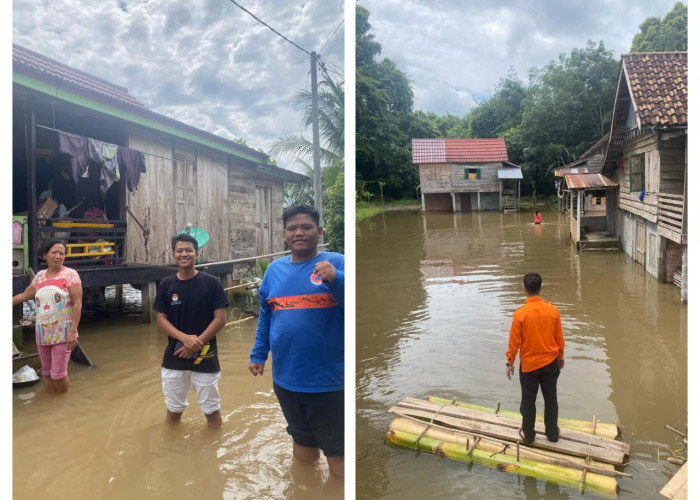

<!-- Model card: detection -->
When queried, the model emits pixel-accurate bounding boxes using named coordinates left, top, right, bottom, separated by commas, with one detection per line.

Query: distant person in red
left=534, top=210, right=542, bottom=224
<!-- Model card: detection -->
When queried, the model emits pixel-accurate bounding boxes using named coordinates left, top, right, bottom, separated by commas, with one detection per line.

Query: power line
left=227, top=0, right=311, bottom=56
left=318, top=18, right=344, bottom=55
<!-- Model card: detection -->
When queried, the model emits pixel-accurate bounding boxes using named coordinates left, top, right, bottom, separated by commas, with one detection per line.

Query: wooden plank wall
left=618, top=133, right=658, bottom=222
left=419, top=163, right=451, bottom=192
left=659, top=135, right=686, bottom=195
left=126, top=127, right=177, bottom=265
left=195, top=148, right=230, bottom=263
left=451, top=163, right=500, bottom=193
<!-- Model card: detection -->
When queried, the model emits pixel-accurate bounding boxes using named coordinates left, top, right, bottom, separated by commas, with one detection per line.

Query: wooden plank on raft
left=388, top=405, right=626, bottom=466
left=389, top=416, right=623, bottom=476
left=398, top=398, right=630, bottom=455
left=428, top=396, right=620, bottom=440
left=660, top=462, right=687, bottom=499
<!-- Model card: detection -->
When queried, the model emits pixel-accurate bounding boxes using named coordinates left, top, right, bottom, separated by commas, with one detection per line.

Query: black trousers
left=519, top=358, right=560, bottom=442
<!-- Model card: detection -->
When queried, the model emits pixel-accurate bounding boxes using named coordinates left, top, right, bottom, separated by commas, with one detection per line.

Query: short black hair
left=523, top=273, right=542, bottom=294
left=171, top=233, right=198, bottom=251
left=39, top=239, right=66, bottom=256
left=283, top=204, right=320, bottom=228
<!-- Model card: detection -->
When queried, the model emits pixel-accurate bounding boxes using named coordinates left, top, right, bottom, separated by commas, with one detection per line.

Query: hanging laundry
left=117, top=146, right=146, bottom=192
left=87, top=138, right=120, bottom=194
left=57, top=131, right=89, bottom=182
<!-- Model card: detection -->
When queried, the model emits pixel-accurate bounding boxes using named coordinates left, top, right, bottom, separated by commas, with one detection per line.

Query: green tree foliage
left=322, top=171, right=344, bottom=253
left=269, top=76, right=344, bottom=167
left=518, top=41, right=618, bottom=195
left=467, top=70, right=526, bottom=138
left=356, top=5, right=417, bottom=199
left=630, top=2, right=687, bottom=52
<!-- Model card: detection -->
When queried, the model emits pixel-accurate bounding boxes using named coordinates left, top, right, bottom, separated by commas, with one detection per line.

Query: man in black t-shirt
left=153, top=234, right=229, bottom=428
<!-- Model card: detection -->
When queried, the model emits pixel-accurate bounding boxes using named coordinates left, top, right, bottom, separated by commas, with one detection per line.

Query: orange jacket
left=506, top=296, right=564, bottom=372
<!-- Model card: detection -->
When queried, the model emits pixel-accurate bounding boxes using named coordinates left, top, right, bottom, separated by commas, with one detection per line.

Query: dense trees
left=630, top=2, right=687, bottom=52
left=356, top=5, right=416, bottom=199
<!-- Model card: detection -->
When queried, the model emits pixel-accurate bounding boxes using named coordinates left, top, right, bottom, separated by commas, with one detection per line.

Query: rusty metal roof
left=564, top=173, right=618, bottom=190
left=623, top=52, right=687, bottom=127
left=412, top=138, right=508, bottom=164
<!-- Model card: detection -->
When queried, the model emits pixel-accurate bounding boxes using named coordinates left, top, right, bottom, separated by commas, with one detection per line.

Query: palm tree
left=269, top=76, right=344, bottom=168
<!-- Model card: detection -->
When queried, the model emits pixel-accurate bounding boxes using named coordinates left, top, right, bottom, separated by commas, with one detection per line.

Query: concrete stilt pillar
left=115, top=284, right=123, bottom=304
left=141, top=281, right=157, bottom=323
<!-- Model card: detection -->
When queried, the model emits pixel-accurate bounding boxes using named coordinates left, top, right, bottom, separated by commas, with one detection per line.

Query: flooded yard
left=356, top=208, right=686, bottom=499
left=12, top=286, right=343, bottom=500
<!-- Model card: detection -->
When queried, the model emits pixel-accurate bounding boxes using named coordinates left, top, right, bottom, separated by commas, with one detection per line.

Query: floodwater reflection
left=356, top=208, right=686, bottom=499
left=13, top=287, right=343, bottom=500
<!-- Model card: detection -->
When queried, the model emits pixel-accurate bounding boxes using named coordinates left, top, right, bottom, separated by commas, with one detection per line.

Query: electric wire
left=227, top=0, right=311, bottom=56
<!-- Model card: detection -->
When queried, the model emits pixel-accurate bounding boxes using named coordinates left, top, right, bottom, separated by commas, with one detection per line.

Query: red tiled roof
left=412, top=138, right=508, bottom=164
left=13, top=44, right=145, bottom=108
left=622, top=52, right=687, bottom=127
left=564, top=173, right=618, bottom=190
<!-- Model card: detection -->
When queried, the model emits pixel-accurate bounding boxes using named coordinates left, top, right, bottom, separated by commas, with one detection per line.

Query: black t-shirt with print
left=153, top=271, right=229, bottom=373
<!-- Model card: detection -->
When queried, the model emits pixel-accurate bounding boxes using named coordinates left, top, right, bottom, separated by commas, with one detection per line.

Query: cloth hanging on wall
left=117, top=146, right=146, bottom=192
left=56, top=130, right=145, bottom=192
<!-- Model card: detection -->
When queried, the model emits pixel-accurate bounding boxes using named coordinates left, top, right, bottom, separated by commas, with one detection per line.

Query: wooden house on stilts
left=602, top=52, right=687, bottom=299
left=412, top=138, right=522, bottom=212
left=12, top=44, right=307, bottom=319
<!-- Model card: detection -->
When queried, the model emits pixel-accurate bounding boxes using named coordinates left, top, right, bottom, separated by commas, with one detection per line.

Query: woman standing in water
left=13, top=239, right=83, bottom=393
left=534, top=210, right=542, bottom=224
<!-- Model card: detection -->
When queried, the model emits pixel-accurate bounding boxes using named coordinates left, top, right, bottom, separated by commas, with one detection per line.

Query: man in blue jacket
left=249, top=204, right=344, bottom=478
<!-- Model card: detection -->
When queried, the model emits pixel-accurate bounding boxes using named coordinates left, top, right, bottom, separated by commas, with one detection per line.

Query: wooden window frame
left=464, top=168, right=481, bottom=180
left=628, top=153, right=645, bottom=192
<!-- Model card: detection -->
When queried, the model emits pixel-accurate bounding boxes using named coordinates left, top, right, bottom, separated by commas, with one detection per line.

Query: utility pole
left=310, top=51, right=323, bottom=227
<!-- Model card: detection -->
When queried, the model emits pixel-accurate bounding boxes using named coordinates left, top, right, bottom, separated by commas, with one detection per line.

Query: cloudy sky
left=12, top=0, right=344, bottom=172
left=358, top=0, right=687, bottom=116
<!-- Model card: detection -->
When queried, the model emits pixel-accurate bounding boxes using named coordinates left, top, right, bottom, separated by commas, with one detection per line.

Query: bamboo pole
left=387, top=419, right=619, bottom=498
left=428, top=396, right=620, bottom=440
left=389, top=413, right=630, bottom=478
left=224, top=316, right=255, bottom=327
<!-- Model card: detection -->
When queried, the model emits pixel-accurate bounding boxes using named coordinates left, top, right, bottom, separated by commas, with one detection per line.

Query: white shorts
left=161, top=368, right=221, bottom=415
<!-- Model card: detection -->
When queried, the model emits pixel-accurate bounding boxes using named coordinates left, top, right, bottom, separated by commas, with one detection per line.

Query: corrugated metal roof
left=413, top=138, right=508, bottom=164
left=564, top=173, right=618, bottom=190
left=498, top=168, right=523, bottom=179
left=13, top=44, right=145, bottom=108
left=11, top=44, right=308, bottom=178
left=412, top=138, right=446, bottom=163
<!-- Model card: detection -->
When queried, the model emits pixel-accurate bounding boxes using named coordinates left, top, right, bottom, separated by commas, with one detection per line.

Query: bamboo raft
left=386, top=396, right=631, bottom=497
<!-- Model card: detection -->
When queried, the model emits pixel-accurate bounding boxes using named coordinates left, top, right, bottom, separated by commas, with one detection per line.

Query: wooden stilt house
left=12, top=44, right=306, bottom=314
left=412, top=138, right=522, bottom=212
left=600, top=52, right=687, bottom=299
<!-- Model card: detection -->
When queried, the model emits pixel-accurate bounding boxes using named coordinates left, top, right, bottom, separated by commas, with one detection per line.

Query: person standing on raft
left=505, top=272, right=564, bottom=444
left=534, top=210, right=542, bottom=224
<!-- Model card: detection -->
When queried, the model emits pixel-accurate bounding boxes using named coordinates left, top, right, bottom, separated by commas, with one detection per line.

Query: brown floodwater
left=12, top=286, right=343, bottom=500
left=356, top=208, right=687, bottom=499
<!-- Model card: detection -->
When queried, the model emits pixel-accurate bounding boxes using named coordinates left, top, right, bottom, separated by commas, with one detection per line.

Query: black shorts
left=273, top=383, right=344, bottom=457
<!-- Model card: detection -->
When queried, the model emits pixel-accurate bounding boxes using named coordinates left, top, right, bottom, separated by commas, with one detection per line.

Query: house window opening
left=465, top=168, right=481, bottom=180
left=628, top=153, right=645, bottom=192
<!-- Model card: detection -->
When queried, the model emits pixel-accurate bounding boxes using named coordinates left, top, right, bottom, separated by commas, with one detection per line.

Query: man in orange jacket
left=506, top=273, right=565, bottom=444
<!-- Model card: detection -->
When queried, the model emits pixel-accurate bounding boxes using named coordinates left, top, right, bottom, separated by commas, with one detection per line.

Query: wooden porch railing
left=35, top=218, right=127, bottom=268
left=657, top=193, right=686, bottom=244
